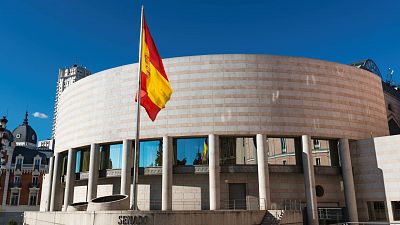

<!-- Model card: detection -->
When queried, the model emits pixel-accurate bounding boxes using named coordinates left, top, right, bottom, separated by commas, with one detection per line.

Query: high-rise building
left=52, top=65, right=91, bottom=138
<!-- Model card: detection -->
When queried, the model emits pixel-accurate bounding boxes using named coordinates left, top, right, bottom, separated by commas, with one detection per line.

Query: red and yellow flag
left=139, top=17, right=172, bottom=121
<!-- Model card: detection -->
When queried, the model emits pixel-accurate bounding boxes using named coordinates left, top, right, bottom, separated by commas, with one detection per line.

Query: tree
left=154, top=144, right=162, bottom=166
left=7, top=219, right=17, bottom=225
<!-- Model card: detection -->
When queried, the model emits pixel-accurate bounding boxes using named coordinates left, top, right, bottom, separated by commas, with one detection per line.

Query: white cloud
left=32, top=112, right=48, bottom=119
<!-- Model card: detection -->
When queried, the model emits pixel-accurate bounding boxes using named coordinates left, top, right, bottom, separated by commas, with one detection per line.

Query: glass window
left=280, top=138, right=287, bottom=153
left=100, top=144, right=122, bottom=170
left=32, top=176, right=39, bottom=186
left=313, top=139, right=320, bottom=149
left=392, top=201, right=400, bottom=221
left=312, top=139, right=331, bottom=166
left=76, top=148, right=90, bottom=172
left=76, top=151, right=81, bottom=172
left=61, top=155, right=68, bottom=176
left=34, top=158, right=40, bottom=166
left=367, top=201, right=387, bottom=221
left=220, top=136, right=256, bottom=165
left=100, top=145, right=110, bottom=170
left=29, top=193, right=37, bottom=206
left=268, top=138, right=296, bottom=165
left=174, top=137, right=208, bottom=166
left=315, top=158, right=321, bottom=166
left=33, top=158, right=40, bottom=170
left=14, top=175, right=21, bottom=184
left=139, top=140, right=162, bottom=167
left=109, top=144, right=122, bottom=169
left=16, top=158, right=23, bottom=166
left=10, top=192, right=19, bottom=206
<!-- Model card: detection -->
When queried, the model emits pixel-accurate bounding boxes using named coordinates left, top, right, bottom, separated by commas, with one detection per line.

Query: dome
left=12, top=112, right=37, bottom=145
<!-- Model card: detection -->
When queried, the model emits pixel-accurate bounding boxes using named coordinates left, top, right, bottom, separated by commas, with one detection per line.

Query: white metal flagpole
left=132, top=4, right=144, bottom=210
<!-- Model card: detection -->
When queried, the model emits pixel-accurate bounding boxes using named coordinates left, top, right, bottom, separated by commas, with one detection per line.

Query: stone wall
left=68, top=168, right=345, bottom=211
left=25, top=210, right=266, bottom=225
left=54, top=54, right=389, bottom=153
left=351, top=135, right=400, bottom=222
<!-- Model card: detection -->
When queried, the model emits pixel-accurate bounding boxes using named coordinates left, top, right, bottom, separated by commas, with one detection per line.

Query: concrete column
left=63, top=148, right=76, bottom=211
left=2, top=171, right=10, bottom=206
left=50, top=153, right=61, bottom=211
left=302, top=135, right=319, bottom=225
left=162, top=136, right=173, bottom=210
left=256, top=134, right=270, bottom=210
left=121, top=140, right=133, bottom=196
left=45, top=156, right=55, bottom=211
left=87, top=143, right=100, bottom=201
left=209, top=134, right=220, bottom=210
left=339, top=138, right=358, bottom=222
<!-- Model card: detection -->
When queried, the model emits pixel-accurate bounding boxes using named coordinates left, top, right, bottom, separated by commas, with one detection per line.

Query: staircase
left=260, top=210, right=303, bottom=225
left=260, top=210, right=283, bottom=225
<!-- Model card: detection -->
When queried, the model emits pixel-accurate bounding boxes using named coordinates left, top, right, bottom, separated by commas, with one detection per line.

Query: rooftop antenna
left=386, top=68, right=390, bottom=83
left=389, top=68, right=395, bottom=86
left=74, top=56, right=79, bottom=67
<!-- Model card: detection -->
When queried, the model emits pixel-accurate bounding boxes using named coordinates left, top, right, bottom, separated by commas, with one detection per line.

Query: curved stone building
left=44, top=54, right=397, bottom=224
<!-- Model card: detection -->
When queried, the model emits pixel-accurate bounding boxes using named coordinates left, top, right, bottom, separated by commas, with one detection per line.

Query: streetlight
left=0, top=116, right=7, bottom=132
left=0, top=116, right=8, bottom=166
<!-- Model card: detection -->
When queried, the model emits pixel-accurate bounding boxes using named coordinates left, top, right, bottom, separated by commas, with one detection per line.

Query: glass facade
left=220, top=136, right=256, bottom=165
left=268, top=137, right=296, bottom=165
left=139, top=140, right=162, bottom=167
left=100, top=143, right=123, bottom=170
left=392, top=201, right=400, bottom=221
left=350, top=59, right=381, bottom=77
left=311, top=139, right=331, bottom=166
left=174, top=137, right=208, bottom=166
left=76, top=148, right=90, bottom=172
left=367, top=201, right=387, bottom=221
left=61, top=154, right=68, bottom=176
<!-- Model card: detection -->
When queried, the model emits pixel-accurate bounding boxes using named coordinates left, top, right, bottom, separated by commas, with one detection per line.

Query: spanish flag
left=139, top=16, right=172, bottom=121
left=202, top=137, right=208, bottom=162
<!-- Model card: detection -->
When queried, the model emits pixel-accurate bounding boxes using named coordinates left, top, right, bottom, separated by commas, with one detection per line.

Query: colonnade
left=46, top=135, right=358, bottom=225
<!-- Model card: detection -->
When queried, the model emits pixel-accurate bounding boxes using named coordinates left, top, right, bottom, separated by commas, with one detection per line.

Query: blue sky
left=1, top=0, right=400, bottom=140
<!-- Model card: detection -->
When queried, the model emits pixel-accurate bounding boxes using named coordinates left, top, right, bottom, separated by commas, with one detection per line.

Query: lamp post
left=0, top=116, right=8, bottom=166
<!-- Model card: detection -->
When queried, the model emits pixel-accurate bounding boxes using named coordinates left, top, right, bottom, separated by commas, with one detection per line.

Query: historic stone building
left=38, top=54, right=400, bottom=224
left=0, top=113, right=49, bottom=212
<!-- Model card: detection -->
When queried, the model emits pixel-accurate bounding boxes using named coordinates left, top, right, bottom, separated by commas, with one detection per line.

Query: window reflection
left=61, top=154, right=68, bottom=176
left=76, top=148, right=90, bottom=172
left=100, top=143, right=122, bottom=170
left=220, top=136, right=256, bottom=165
left=311, top=139, right=331, bottom=166
left=268, top=138, right=296, bottom=165
left=174, top=137, right=208, bottom=166
left=139, top=140, right=162, bottom=167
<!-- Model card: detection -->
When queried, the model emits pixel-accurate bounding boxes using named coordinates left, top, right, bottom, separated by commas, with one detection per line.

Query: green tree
left=7, top=219, right=17, bottom=225
left=155, top=144, right=162, bottom=166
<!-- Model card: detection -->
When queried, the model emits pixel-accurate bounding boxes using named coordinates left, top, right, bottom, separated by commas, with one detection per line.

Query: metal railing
left=318, top=207, right=344, bottom=221
left=135, top=198, right=306, bottom=211
left=336, top=223, right=400, bottom=225
left=29, top=182, right=40, bottom=188
left=11, top=181, right=22, bottom=188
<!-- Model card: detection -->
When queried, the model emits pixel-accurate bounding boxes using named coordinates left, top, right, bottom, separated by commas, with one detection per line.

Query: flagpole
left=132, top=4, right=144, bottom=211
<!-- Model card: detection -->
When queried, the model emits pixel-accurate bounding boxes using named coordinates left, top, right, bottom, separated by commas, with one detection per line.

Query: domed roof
left=12, top=112, right=37, bottom=145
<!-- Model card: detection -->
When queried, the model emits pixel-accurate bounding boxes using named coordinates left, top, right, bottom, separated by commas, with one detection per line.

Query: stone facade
left=54, top=54, right=388, bottom=151
left=41, top=54, right=400, bottom=225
